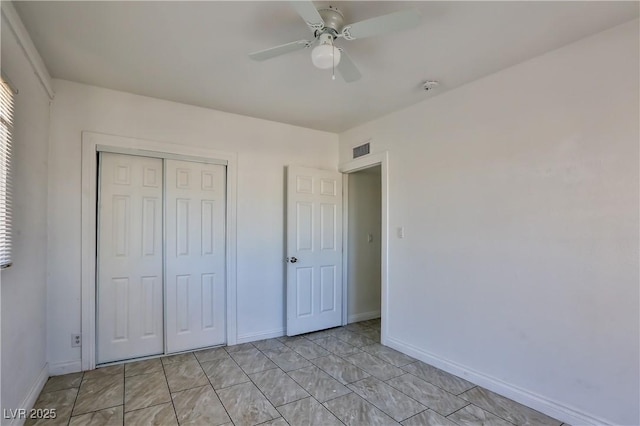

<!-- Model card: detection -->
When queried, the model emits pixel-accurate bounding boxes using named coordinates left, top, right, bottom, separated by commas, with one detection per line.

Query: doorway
left=284, top=155, right=389, bottom=340
left=339, top=151, right=389, bottom=344
left=346, top=165, right=381, bottom=324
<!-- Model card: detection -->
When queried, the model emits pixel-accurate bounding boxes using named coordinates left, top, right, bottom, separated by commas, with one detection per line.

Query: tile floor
left=27, top=319, right=567, bottom=426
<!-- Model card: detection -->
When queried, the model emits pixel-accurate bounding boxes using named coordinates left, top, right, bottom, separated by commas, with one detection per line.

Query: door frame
left=81, top=131, right=238, bottom=370
left=339, top=151, right=389, bottom=345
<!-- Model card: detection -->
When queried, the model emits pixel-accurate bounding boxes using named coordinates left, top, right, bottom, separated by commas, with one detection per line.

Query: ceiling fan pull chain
left=332, top=44, right=336, bottom=80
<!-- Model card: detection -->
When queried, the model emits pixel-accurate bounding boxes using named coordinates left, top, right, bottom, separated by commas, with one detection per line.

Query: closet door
left=97, top=153, right=164, bottom=363
left=165, top=160, right=226, bottom=353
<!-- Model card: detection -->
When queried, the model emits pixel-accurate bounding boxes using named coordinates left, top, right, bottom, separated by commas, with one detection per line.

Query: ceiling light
left=311, top=34, right=341, bottom=70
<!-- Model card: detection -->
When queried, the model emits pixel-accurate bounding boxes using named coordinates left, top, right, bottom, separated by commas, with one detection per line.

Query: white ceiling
left=14, top=1, right=639, bottom=132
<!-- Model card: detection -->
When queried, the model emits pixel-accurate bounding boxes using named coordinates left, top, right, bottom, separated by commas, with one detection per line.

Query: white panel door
left=286, top=166, right=343, bottom=336
left=165, top=160, right=226, bottom=353
left=97, top=153, right=164, bottom=363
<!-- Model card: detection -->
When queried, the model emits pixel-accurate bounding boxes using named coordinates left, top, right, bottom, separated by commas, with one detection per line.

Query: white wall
left=47, top=80, right=338, bottom=370
left=1, top=10, right=51, bottom=415
left=339, top=20, right=639, bottom=426
left=347, top=166, right=381, bottom=322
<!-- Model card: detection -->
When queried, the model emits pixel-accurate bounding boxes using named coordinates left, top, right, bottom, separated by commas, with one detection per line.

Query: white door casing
left=286, top=166, right=343, bottom=336
left=165, top=159, right=226, bottom=353
left=97, top=153, right=164, bottom=363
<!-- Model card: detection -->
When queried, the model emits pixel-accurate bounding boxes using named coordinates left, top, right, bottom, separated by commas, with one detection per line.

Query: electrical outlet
left=71, top=334, right=81, bottom=347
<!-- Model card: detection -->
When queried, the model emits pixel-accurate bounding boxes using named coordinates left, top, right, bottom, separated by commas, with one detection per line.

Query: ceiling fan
left=249, top=1, right=421, bottom=82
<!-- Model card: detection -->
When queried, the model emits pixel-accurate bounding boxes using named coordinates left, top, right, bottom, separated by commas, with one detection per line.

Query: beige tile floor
left=27, top=319, right=567, bottom=426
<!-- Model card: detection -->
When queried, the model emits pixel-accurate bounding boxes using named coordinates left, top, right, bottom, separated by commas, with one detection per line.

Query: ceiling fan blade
left=341, top=9, right=421, bottom=40
left=249, top=40, right=312, bottom=61
left=337, top=49, right=362, bottom=83
left=289, top=0, right=325, bottom=31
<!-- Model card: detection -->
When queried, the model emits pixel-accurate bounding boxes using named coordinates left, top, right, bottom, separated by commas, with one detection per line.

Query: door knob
left=289, top=257, right=298, bottom=263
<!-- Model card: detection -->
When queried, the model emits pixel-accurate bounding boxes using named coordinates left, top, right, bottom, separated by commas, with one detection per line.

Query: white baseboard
left=348, top=310, right=380, bottom=324
left=236, top=328, right=285, bottom=344
left=386, top=336, right=613, bottom=426
left=5, top=363, right=49, bottom=426
left=48, top=360, right=82, bottom=376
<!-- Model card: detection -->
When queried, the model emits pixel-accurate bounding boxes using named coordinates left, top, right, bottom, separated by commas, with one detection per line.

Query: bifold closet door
left=165, top=159, right=226, bottom=353
left=97, top=153, right=164, bottom=364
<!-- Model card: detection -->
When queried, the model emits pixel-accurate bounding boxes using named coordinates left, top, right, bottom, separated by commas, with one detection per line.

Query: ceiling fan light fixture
left=248, top=1, right=422, bottom=82
left=311, top=34, right=340, bottom=69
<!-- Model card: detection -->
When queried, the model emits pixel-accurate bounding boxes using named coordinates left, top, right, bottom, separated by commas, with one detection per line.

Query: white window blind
left=0, top=77, right=14, bottom=269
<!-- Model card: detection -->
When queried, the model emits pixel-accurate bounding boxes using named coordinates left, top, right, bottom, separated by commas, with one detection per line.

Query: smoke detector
left=422, top=80, right=440, bottom=91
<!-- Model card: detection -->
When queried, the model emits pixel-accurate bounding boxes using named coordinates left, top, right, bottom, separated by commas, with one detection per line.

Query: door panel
left=320, top=266, right=336, bottom=312
left=97, top=153, right=164, bottom=363
left=165, top=160, right=226, bottom=353
left=286, top=166, right=343, bottom=336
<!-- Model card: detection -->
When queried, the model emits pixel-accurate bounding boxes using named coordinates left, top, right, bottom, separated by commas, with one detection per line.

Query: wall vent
left=353, top=142, right=370, bottom=159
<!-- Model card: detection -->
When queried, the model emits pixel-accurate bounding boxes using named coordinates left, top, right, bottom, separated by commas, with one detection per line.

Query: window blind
left=0, top=77, right=14, bottom=268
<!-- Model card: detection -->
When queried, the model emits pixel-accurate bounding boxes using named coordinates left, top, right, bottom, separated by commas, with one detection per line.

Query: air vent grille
left=353, top=142, right=370, bottom=159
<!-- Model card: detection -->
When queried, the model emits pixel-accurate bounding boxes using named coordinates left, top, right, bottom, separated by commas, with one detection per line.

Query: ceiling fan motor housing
left=316, top=6, right=344, bottom=37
